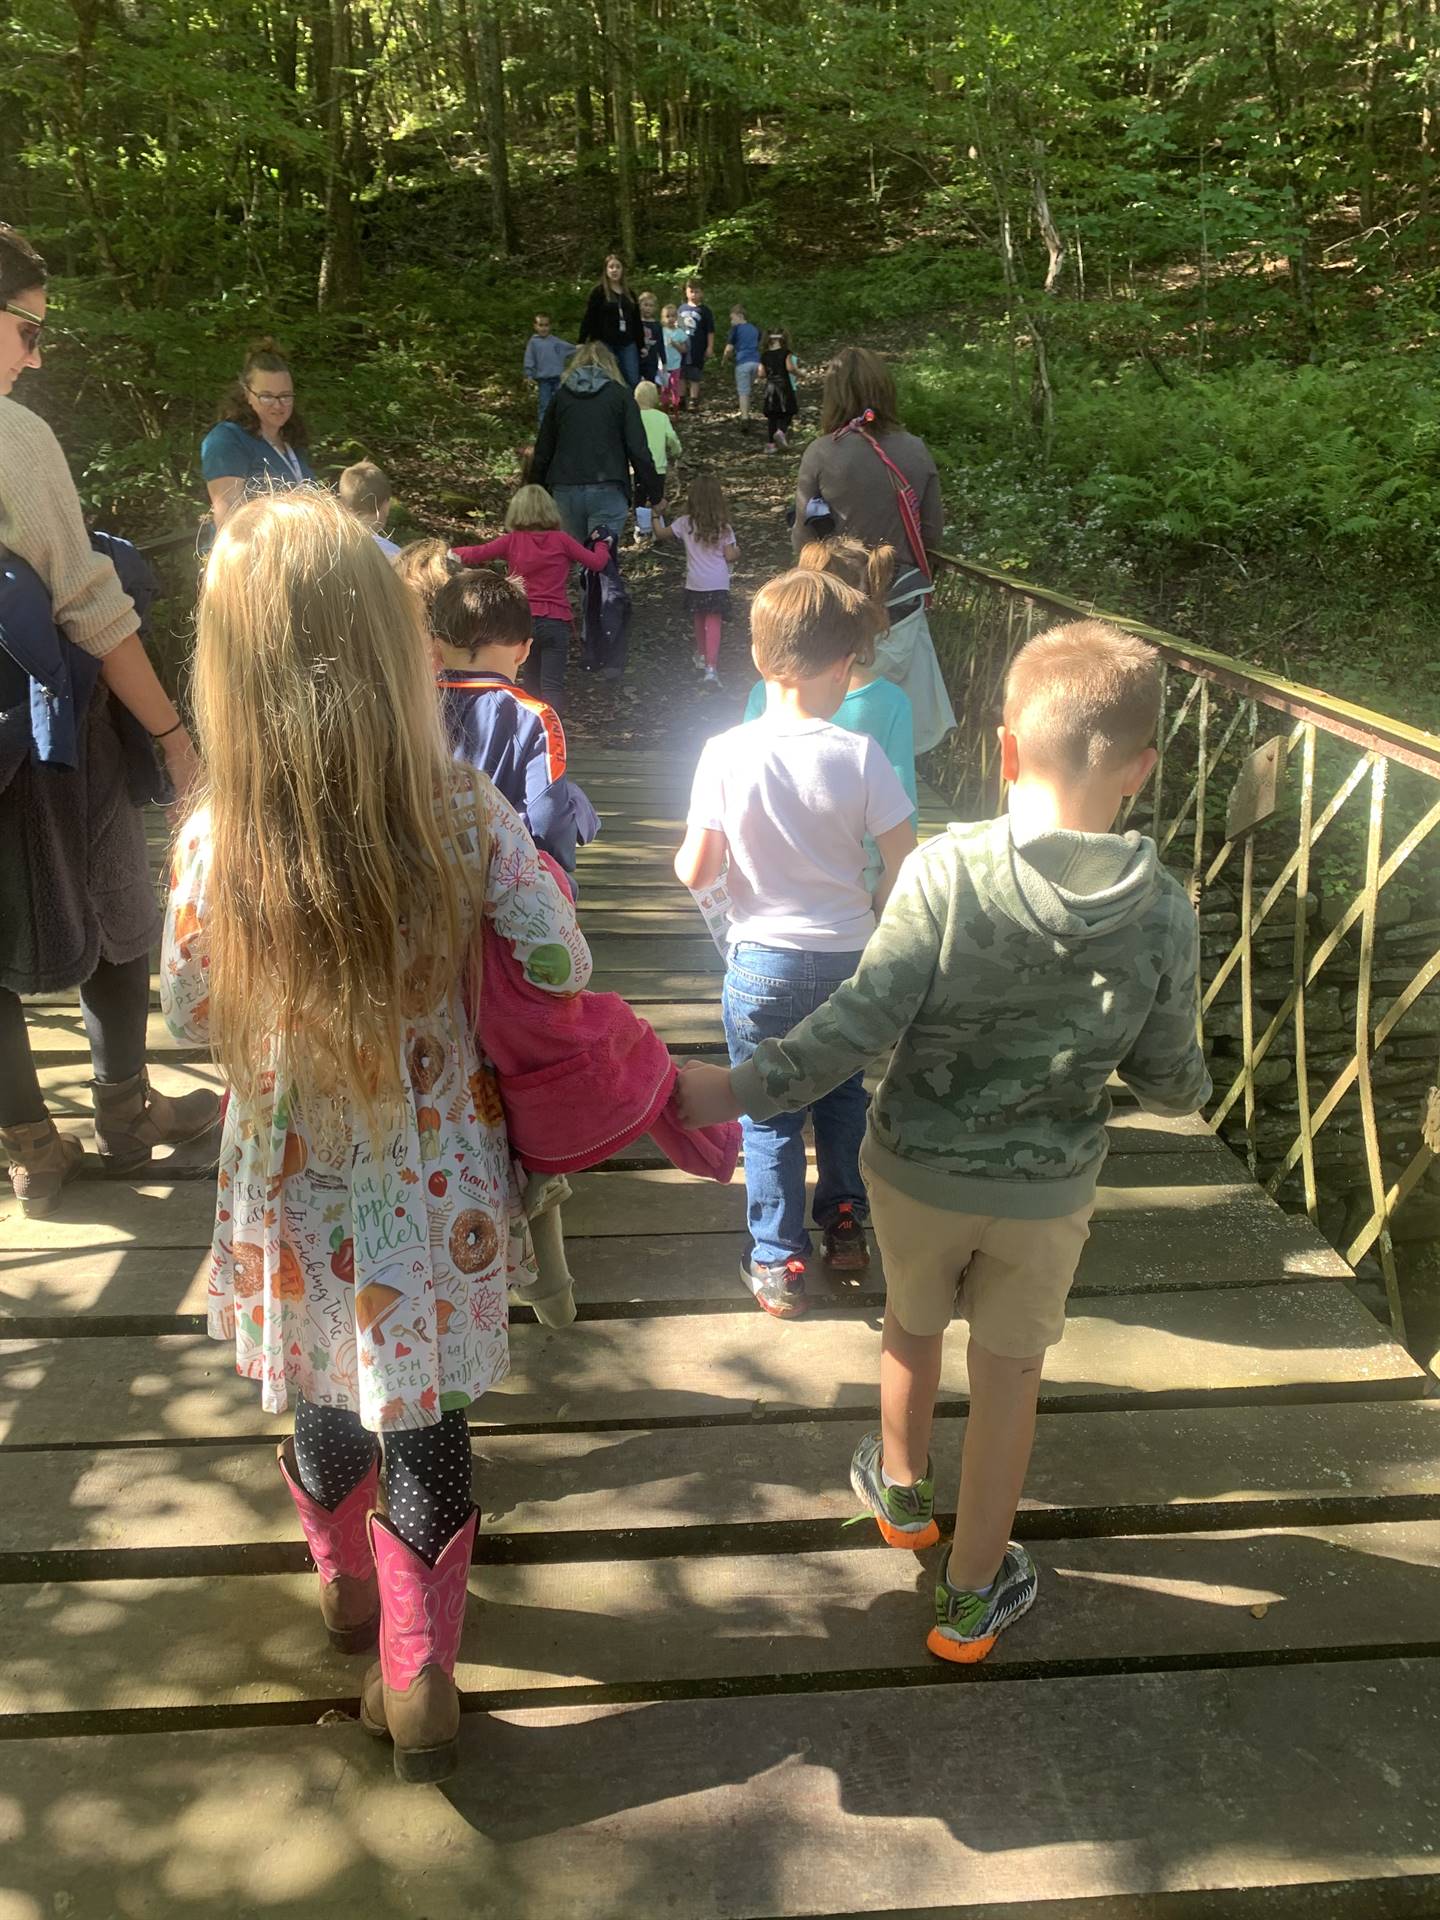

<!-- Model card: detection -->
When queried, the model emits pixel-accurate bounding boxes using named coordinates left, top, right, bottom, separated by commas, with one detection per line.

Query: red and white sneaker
left=741, top=1255, right=809, bottom=1318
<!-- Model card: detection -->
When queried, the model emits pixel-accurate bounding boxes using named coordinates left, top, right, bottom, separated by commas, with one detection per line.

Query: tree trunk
left=604, top=0, right=636, bottom=261
left=1259, top=1, right=1320, bottom=350
left=717, top=100, right=747, bottom=210
left=575, top=24, right=596, bottom=166
left=1031, top=139, right=1066, bottom=294
left=1422, top=0, right=1437, bottom=221
left=317, top=0, right=363, bottom=309
left=1360, top=0, right=1388, bottom=227
left=477, top=1, right=518, bottom=251
left=453, top=0, right=482, bottom=132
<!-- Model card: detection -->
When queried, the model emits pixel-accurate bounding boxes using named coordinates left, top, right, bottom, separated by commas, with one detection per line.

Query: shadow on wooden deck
left=0, top=747, right=1436, bottom=1920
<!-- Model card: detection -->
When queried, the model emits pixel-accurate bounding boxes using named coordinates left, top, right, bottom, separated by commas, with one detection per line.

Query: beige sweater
left=0, top=395, right=137, bottom=657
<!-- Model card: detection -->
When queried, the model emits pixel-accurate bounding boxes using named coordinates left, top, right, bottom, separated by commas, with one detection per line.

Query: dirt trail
left=562, top=401, right=803, bottom=757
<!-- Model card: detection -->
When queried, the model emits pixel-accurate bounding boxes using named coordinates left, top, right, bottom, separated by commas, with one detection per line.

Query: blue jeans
left=536, top=376, right=560, bottom=426
left=552, top=482, right=629, bottom=544
left=722, top=943, right=869, bottom=1267
left=615, top=342, right=641, bottom=387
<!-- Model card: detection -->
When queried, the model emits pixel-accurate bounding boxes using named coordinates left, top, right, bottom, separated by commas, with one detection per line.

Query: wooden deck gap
left=6, top=1637, right=1440, bottom=1747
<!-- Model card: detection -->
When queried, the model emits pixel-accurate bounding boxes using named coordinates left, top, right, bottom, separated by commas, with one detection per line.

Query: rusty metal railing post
left=1353, top=758, right=1407, bottom=1342
left=1292, top=727, right=1319, bottom=1222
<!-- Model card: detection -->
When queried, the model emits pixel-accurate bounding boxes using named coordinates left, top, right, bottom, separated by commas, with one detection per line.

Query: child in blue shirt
left=722, top=306, right=763, bottom=433
left=432, top=569, right=598, bottom=877
left=523, top=314, right=576, bottom=428
left=745, top=539, right=918, bottom=888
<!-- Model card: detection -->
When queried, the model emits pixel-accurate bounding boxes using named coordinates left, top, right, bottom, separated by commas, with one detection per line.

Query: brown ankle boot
left=1, top=1119, right=84, bottom=1218
left=91, top=1070, right=221, bottom=1174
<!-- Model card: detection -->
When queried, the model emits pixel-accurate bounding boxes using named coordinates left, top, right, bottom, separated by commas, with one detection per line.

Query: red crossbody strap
left=834, top=411, right=932, bottom=585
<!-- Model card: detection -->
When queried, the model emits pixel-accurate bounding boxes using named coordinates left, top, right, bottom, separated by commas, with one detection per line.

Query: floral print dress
left=161, top=778, right=591, bottom=1433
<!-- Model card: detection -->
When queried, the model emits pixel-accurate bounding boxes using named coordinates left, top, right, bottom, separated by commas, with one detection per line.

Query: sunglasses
left=5, top=303, right=44, bottom=353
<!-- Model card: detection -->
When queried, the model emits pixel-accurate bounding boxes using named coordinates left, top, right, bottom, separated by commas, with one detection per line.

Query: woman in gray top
left=793, top=348, right=955, bottom=752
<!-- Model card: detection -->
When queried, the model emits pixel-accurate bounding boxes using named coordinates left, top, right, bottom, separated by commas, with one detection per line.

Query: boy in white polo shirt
left=674, top=568, right=915, bottom=1317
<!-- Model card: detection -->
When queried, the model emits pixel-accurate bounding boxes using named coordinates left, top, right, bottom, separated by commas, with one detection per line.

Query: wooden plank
left=585, top=936, right=724, bottom=972
left=472, top=1396, right=1440, bottom=1543
left=0, top=1178, right=214, bottom=1247
left=0, top=1159, right=1348, bottom=1290
left=0, top=1245, right=209, bottom=1328
left=18, top=1006, right=204, bottom=1062
left=1, top=1662, right=1436, bottom=1917
left=0, top=1207, right=1342, bottom=1333
left=581, top=969, right=724, bottom=999
left=4, top=1522, right=1438, bottom=1719
left=1, top=1284, right=1421, bottom=1446
left=482, top=1283, right=1424, bottom=1425
left=5, top=1401, right=1438, bottom=1566
left=556, top=1159, right=1350, bottom=1277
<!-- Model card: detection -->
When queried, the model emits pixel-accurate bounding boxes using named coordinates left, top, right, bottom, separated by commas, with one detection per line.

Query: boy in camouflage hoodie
left=678, top=620, right=1211, bottom=1662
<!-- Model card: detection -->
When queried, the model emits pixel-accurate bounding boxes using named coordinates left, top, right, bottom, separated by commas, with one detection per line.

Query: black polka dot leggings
left=291, top=1398, right=473, bottom=1566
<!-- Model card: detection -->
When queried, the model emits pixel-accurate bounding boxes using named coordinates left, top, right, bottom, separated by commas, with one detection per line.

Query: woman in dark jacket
left=529, top=344, right=659, bottom=545
left=578, top=255, right=643, bottom=388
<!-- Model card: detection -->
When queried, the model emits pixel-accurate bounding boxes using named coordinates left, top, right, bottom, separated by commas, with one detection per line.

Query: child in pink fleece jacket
left=476, top=854, right=741, bottom=1326
left=453, top=483, right=610, bottom=715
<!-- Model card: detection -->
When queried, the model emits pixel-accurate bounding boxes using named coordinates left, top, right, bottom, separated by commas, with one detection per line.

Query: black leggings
left=520, top=616, right=573, bottom=714
left=291, top=1398, right=474, bottom=1565
left=0, top=953, right=152, bottom=1128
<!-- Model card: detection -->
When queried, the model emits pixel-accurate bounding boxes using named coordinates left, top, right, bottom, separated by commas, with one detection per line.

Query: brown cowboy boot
left=1, top=1119, right=84, bottom=1218
left=360, top=1509, right=476, bottom=1783
left=276, top=1440, right=381, bottom=1653
left=91, top=1069, right=221, bottom=1174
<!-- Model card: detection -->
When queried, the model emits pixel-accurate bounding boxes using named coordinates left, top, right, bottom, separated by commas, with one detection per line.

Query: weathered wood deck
left=2, top=745, right=1438, bottom=1919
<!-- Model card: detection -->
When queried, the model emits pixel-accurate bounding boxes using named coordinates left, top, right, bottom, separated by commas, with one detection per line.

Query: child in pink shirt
left=655, top=473, right=738, bottom=690
left=453, top=483, right=609, bottom=713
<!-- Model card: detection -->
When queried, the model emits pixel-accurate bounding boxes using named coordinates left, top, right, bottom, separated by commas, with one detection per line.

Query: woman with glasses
left=200, top=338, right=316, bottom=530
left=0, top=221, right=219, bottom=1215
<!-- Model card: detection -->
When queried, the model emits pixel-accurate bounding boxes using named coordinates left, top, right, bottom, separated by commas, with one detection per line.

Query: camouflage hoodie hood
left=1004, top=820, right=1160, bottom=945
left=733, top=811, right=1209, bottom=1220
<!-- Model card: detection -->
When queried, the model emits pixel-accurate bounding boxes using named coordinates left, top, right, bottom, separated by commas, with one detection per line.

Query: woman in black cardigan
left=578, top=254, right=642, bottom=388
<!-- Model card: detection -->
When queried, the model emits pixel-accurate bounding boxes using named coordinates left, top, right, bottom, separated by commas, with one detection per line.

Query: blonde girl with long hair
left=654, top=471, right=739, bottom=689
left=161, top=491, right=590, bottom=1785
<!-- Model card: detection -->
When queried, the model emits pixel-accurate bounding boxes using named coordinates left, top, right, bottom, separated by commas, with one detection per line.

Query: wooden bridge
left=2, top=743, right=1438, bottom=1920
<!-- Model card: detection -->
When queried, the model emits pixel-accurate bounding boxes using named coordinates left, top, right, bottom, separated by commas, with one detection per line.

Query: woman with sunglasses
left=0, top=221, right=219, bottom=1215
left=200, top=338, right=317, bottom=530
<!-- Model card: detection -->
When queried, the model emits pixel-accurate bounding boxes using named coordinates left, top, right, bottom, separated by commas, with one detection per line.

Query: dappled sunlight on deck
left=0, top=746, right=1436, bottom=1918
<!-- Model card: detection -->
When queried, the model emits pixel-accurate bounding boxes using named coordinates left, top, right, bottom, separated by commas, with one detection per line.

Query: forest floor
left=552, top=398, right=805, bottom=756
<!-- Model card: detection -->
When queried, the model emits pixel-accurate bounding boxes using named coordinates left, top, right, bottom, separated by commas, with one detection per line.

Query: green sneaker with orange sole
left=848, top=1431, right=940, bottom=1550
left=927, top=1543, right=1038, bottom=1665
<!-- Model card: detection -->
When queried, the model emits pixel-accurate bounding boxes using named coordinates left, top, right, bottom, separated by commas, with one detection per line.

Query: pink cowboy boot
left=359, top=1508, right=477, bottom=1784
left=277, top=1440, right=381, bottom=1653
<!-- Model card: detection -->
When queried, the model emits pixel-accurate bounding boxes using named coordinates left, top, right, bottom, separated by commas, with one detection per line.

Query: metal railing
left=925, top=554, right=1440, bottom=1342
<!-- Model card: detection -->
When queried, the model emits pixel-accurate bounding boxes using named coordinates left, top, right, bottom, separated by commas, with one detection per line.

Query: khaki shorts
left=863, top=1162, right=1093, bottom=1355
